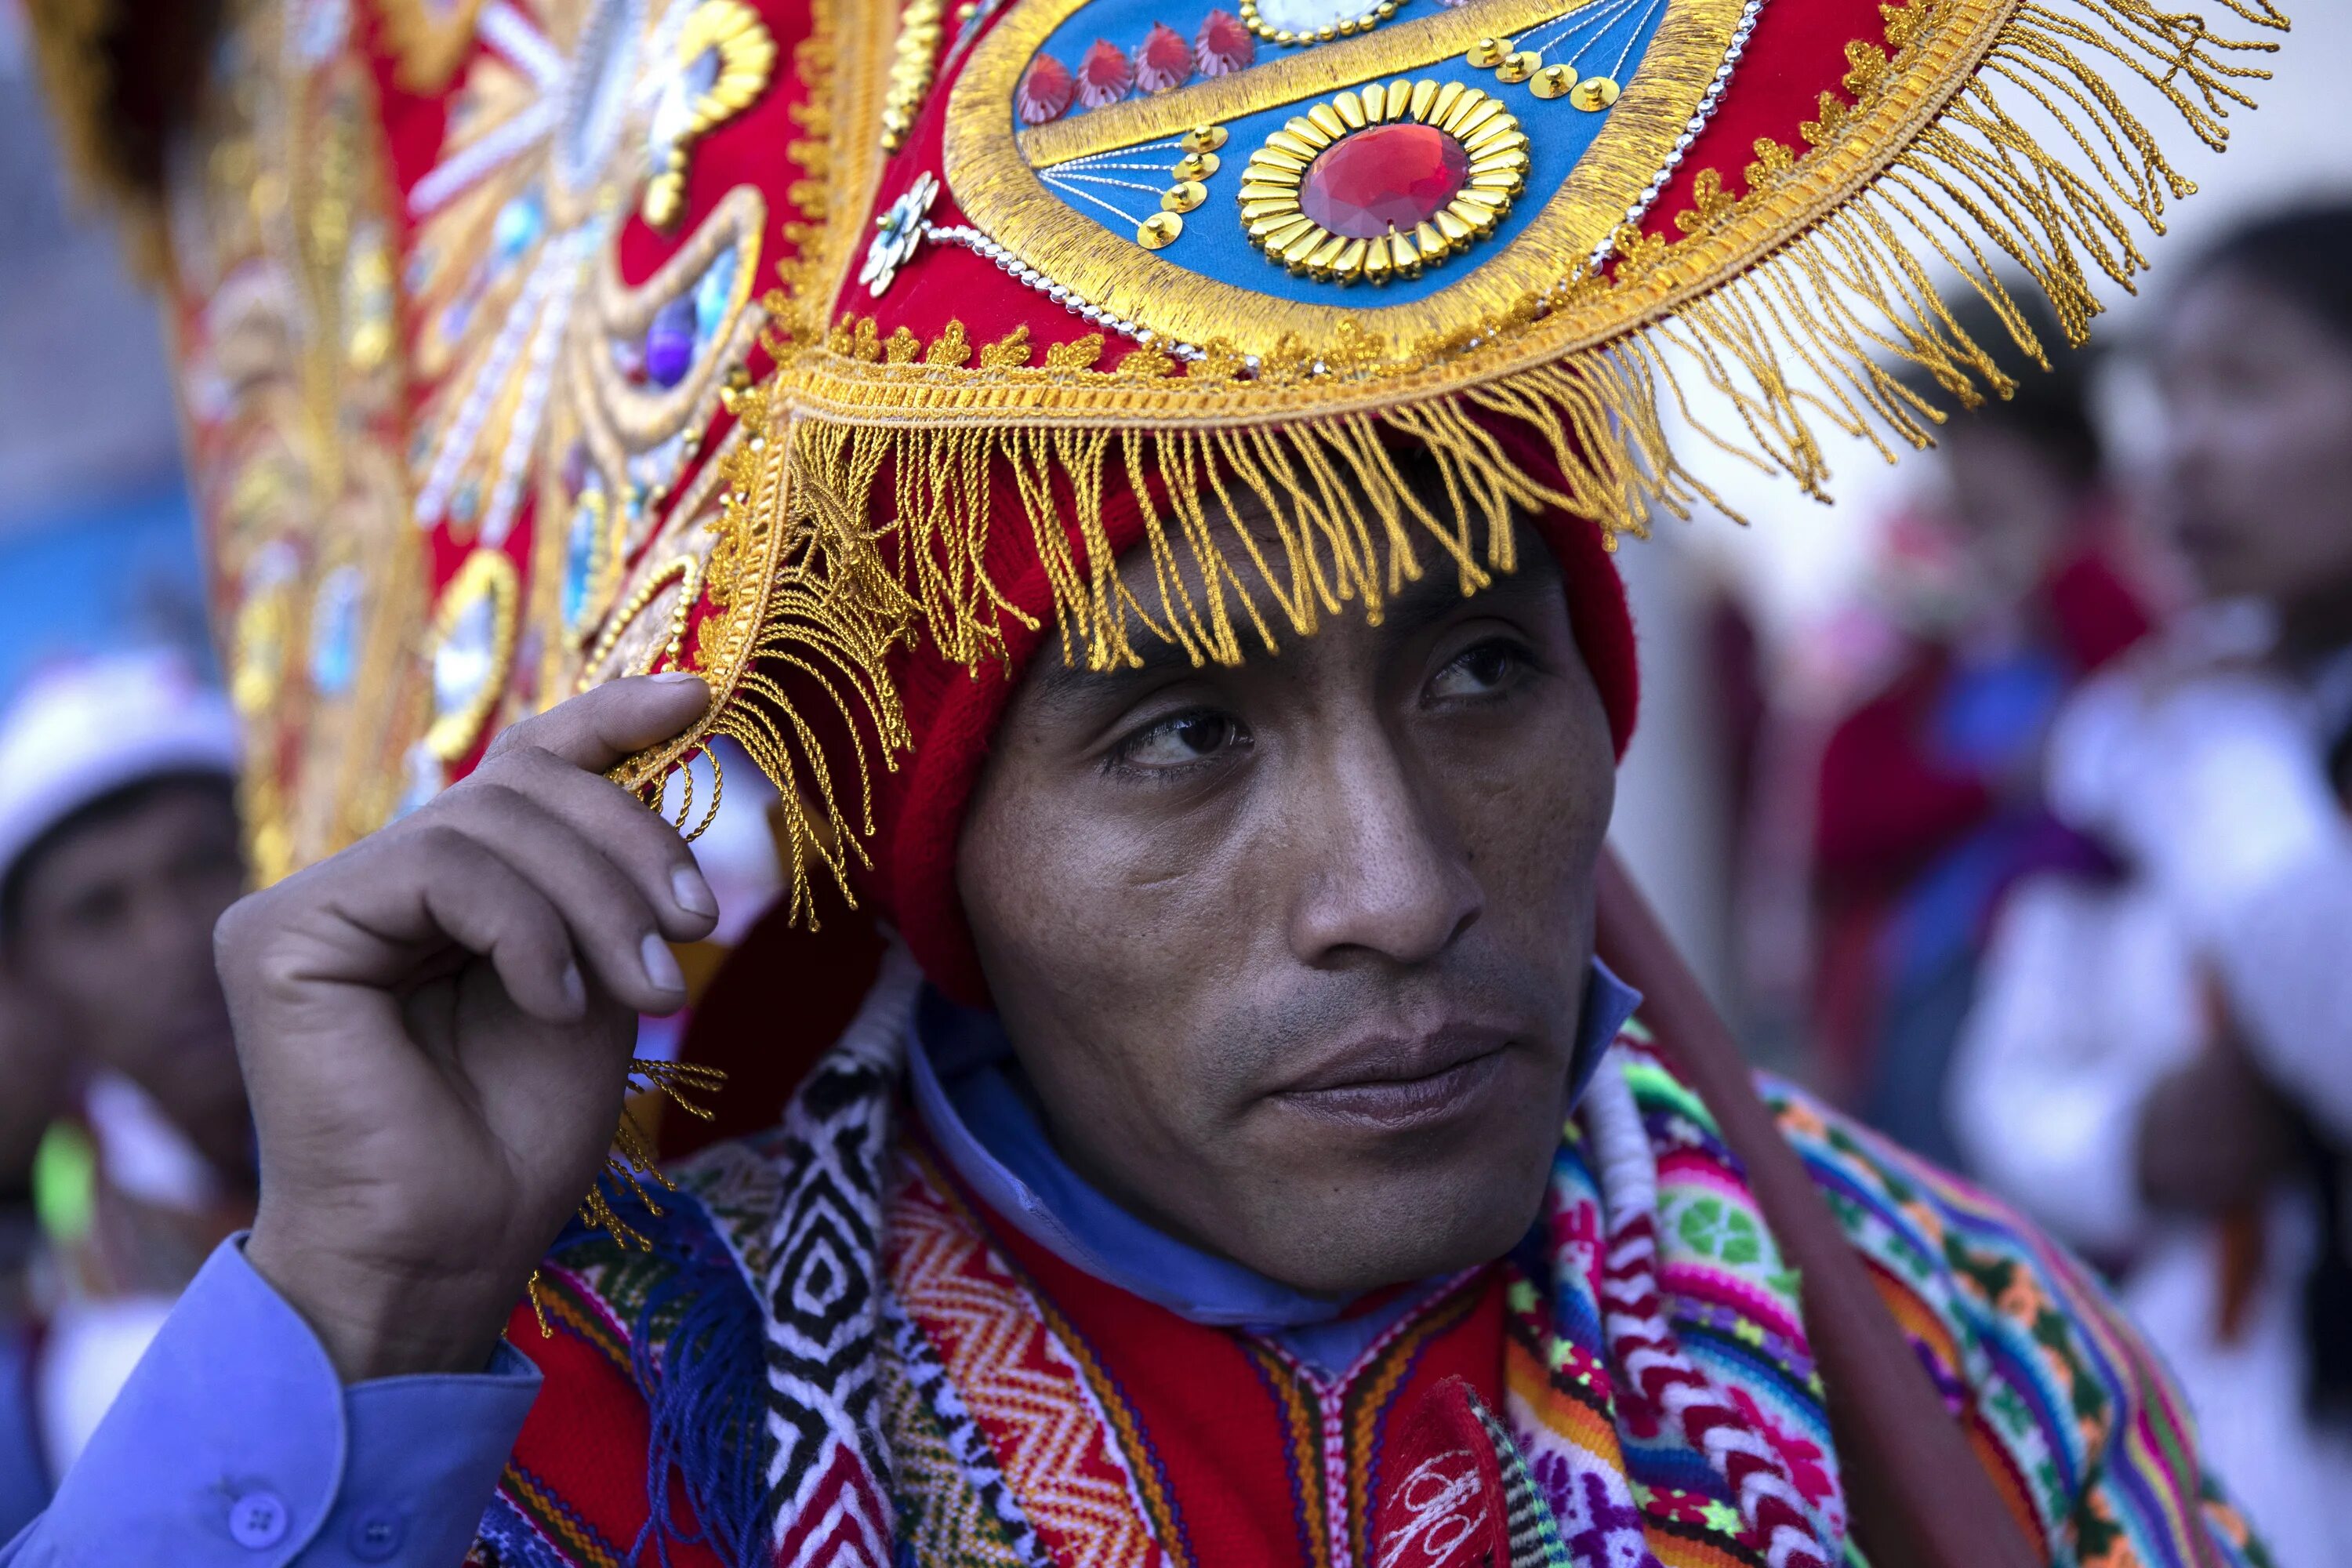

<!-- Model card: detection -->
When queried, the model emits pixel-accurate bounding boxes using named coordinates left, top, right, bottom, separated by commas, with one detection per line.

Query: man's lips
left=1272, top=1028, right=1515, bottom=1131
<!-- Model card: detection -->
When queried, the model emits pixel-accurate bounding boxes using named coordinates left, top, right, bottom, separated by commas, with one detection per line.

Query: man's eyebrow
left=1022, top=560, right=1547, bottom=720
left=1023, top=631, right=1208, bottom=724
left=1377, top=564, right=1508, bottom=642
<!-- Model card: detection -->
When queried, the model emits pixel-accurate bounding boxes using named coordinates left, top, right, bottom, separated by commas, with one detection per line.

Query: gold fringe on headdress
left=641, top=0, right=2285, bottom=925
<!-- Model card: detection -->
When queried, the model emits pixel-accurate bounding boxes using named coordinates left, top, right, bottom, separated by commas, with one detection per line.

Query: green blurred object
left=31, top=1122, right=96, bottom=1247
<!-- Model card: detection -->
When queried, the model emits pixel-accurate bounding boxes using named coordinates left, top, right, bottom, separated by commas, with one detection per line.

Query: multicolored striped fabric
left=470, top=1011, right=2270, bottom=1568
left=1754, top=1047, right=2274, bottom=1568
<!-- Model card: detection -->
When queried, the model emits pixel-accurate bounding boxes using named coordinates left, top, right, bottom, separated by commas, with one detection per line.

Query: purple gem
left=645, top=296, right=698, bottom=387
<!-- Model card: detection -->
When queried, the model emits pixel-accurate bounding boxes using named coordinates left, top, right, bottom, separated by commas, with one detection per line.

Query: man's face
left=9, top=780, right=249, bottom=1165
left=957, top=524, right=1615, bottom=1297
left=2155, top=271, right=2352, bottom=614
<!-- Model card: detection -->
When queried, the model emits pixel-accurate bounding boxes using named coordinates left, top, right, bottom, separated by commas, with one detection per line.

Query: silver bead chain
left=1583, top=0, right=1770, bottom=275
left=921, top=223, right=1207, bottom=361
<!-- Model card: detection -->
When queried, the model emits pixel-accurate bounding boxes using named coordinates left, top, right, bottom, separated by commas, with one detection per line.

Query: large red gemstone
left=1298, top=122, right=1468, bottom=241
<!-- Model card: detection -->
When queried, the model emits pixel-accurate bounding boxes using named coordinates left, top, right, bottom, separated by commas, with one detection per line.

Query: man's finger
left=270, top=826, right=586, bottom=1024
left=474, top=746, right=718, bottom=943
left=487, top=673, right=710, bottom=774
left=446, top=786, right=689, bottom=1014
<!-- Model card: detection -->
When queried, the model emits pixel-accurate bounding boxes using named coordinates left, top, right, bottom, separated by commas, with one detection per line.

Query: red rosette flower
left=1132, top=22, right=1192, bottom=94
left=1075, top=38, right=1134, bottom=109
left=1016, top=53, right=1074, bottom=124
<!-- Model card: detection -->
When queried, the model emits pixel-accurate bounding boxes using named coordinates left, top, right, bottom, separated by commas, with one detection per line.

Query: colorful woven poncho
left=464, top=960, right=2267, bottom=1568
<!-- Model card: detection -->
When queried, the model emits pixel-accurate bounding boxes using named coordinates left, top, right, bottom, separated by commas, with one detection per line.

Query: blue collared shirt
left=2, top=960, right=1636, bottom=1561
left=0, top=1239, right=539, bottom=1565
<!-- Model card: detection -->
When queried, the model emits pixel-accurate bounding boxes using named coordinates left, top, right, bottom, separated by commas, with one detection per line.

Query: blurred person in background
left=0, top=980, right=61, bottom=1538
left=0, top=650, right=253, bottom=1494
left=1807, top=292, right=2153, bottom=1167
left=1951, top=205, right=2352, bottom=1568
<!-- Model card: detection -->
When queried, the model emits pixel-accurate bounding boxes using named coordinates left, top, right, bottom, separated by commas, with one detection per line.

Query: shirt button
left=227, top=1490, right=289, bottom=1549
left=349, top=1507, right=405, bottom=1562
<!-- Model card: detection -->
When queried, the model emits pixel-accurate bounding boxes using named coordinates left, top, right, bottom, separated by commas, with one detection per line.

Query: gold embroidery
left=927, top=319, right=975, bottom=366
left=425, top=549, right=522, bottom=763
left=1044, top=333, right=1107, bottom=369
left=642, top=0, right=781, bottom=230
left=1672, top=169, right=1738, bottom=237
left=978, top=325, right=1034, bottom=368
left=1116, top=339, right=1179, bottom=379
left=1236, top=80, right=1530, bottom=285
left=164, top=1, right=430, bottom=884
left=880, top=0, right=948, bottom=153
left=1015, top=0, right=1606, bottom=166
left=1240, top=0, right=1402, bottom=49
left=949, top=0, right=1744, bottom=365
left=580, top=555, right=702, bottom=688
left=601, top=0, right=920, bottom=935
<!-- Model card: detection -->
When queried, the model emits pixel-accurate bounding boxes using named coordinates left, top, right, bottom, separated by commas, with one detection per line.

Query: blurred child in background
left=1809, top=292, right=2152, bottom=1168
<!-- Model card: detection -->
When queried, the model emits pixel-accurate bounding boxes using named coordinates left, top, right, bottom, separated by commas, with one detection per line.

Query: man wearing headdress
left=12, top=0, right=2292, bottom=1562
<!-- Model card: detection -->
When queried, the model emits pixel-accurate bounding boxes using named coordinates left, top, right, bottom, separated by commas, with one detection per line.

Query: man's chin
left=1223, top=1120, right=1560, bottom=1296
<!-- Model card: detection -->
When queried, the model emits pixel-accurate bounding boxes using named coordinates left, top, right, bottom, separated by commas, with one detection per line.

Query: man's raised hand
left=221, top=674, right=717, bottom=1381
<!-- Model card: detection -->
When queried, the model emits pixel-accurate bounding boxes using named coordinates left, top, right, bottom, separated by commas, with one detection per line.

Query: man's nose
left=1284, top=724, right=1481, bottom=969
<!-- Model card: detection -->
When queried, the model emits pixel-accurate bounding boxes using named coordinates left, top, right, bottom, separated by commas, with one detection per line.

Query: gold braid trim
left=695, top=385, right=916, bottom=928
left=664, top=0, right=2285, bottom=926
left=1595, top=0, right=2291, bottom=492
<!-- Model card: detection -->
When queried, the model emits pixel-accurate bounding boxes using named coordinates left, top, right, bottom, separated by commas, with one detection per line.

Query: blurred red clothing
left=1810, top=532, right=2151, bottom=1112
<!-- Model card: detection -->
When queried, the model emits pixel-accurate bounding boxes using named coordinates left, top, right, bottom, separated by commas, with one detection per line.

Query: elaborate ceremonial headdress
left=27, top=0, right=2286, bottom=941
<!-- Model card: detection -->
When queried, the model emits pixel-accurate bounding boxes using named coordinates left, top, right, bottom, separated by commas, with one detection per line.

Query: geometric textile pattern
left=886, top=1154, right=1174, bottom=1568
left=742, top=949, right=918, bottom=1566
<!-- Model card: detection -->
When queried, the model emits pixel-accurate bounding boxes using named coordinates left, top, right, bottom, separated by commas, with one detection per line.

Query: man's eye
left=1114, top=710, right=1246, bottom=770
left=1428, top=639, right=1529, bottom=700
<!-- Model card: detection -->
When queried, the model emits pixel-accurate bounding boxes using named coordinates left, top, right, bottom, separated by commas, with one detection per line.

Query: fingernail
left=671, top=866, right=717, bottom=918
left=641, top=933, right=685, bottom=995
left=649, top=670, right=704, bottom=686
left=560, top=960, right=586, bottom=1012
